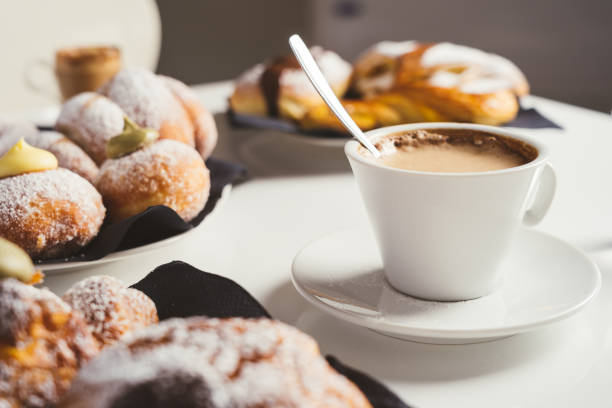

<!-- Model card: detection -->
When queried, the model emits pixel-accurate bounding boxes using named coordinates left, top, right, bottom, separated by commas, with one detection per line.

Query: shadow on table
left=213, top=113, right=351, bottom=179
left=263, top=279, right=312, bottom=324
left=578, top=239, right=612, bottom=254
left=262, top=279, right=600, bottom=385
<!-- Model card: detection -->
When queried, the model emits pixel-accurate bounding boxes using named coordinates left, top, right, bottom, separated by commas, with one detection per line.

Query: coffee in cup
left=369, top=129, right=537, bottom=173
left=345, top=123, right=556, bottom=301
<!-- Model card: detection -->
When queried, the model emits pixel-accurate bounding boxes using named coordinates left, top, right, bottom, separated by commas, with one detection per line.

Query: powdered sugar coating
left=0, top=278, right=99, bottom=407
left=0, top=278, right=69, bottom=342
left=354, top=41, right=528, bottom=96
left=279, top=46, right=352, bottom=96
left=61, top=317, right=371, bottom=408
left=56, top=92, right=125, bottom=165
left=21, top=130, right=62, bottom=150
left=100, top=67, right=195, bottom=146
left=428, top=69, right=518, bottom=95
left=0, top=120, right=99, bottom=182
left=159, top=75, right=218, bottom=159
left=427, top=67, right=521, bottom=95
left=0, top=168, right=105, bottom=259
left=39, top=132, right=99, bottom=183
left=422, top=42, right=528, bottom=94
left=63, top=276, right=158, bottom=348
left=369, top=40, right=418, bottom=57
left=96, top=139, right=209, bottom=222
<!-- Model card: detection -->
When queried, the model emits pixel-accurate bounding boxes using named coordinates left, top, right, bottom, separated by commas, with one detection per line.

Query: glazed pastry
left=301, top=83, right=519, bottom=130
left=96, top=139, right=209, bottom=222
left=0, top=278, right=99, bottom=407
left=232, top=42, right=526, bottom=130
left=59, top=317, right=372, bottom=408
left=302, top=41, right=529, bottom=130
left=0, top=140, right=105, bottom=259
left=62, top=275, right=158, bottom=348
left=160, top=75, right=218, bottom=159
left=301, top=98, right=404, bottom=132
left=315, top=40, right=530, bottom=127
left=229, top=63, right=267, bottom=116
left=230, top=46, right=352, bottom=122
left=0, top=119, right=98, bottom=182
left=352, top=41, right=529, bottom=97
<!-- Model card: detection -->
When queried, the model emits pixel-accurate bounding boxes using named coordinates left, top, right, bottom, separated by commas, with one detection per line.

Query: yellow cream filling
left=0, top=139, right=58, bottom=179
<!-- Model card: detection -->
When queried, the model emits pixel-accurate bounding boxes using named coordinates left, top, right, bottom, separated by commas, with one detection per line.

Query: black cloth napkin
left=36, top=158, right=247, bottom=264
left=131, top=261, right=412, bottom=408
left=505, top=107, right=562, bottom=129
left=229, top=106, right=562, bottom=139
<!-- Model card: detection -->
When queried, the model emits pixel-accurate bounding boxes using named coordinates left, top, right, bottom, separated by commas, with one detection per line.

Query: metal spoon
left=288, top=34, right=381, bottom=158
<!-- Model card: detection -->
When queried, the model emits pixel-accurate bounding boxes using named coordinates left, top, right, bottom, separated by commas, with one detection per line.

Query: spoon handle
left=288, top=34, right=380, bottom=158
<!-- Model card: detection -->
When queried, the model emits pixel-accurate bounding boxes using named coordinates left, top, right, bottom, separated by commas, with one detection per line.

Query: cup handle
left=523, top=163, right=557, bottom=226
left=23, top=58, right=59, bottom=100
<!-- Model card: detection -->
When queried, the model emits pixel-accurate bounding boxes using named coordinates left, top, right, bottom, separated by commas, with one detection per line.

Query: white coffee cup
left=345, top=123, right=556, bottom=301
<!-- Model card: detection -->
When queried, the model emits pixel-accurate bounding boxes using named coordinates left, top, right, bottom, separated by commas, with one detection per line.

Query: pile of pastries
left=230, top=41, right=529, bottom=130
left=0, top=67, right=218, bottom=260
left=0, top=238, right=372, bottom=407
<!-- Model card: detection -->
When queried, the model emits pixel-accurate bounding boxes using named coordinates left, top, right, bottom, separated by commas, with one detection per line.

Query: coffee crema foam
left=361, top=129, right=538, bottom=173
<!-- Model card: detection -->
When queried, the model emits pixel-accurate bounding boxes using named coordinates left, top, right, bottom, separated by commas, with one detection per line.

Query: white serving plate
left=39, top=184, right=231, bottom=274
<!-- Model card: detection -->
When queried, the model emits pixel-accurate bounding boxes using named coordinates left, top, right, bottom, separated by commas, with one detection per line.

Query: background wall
left=156, top=0, right=612, bottom=112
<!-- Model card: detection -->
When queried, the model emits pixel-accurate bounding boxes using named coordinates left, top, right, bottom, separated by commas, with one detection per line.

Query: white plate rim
left=291, top=227, right=602, bottom=340
left=39, top=184, right=232, bottom=273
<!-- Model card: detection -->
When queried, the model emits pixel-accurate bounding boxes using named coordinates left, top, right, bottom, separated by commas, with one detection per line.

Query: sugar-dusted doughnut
left=59, top=317, right=372, bottom=408
left=0, top=278, right=99, bottom=407
left=99, top=67, right=196, bottom=148
left=0, top=168, right=105, bottom=259
left=0, top=119, right=99, bottom=183
left=96, top=139, right=209, bottom=222
left=62, top=275, right=158, bottom=348
left=27, top=130, right=99, bottom=183
left=55, top=92, right=125, bottom=165
left=160, top=75, right=218, bottom=159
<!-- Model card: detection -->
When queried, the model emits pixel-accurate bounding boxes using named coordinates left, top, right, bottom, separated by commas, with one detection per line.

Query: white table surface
left=42, top=81, right=612, bottom=408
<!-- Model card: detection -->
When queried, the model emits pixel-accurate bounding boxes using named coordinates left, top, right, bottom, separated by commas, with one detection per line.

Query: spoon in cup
left=288, top=34, right=381, bottom=158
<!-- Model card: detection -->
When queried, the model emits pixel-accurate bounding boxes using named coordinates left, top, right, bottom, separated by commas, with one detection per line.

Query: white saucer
left=291, top=227, right=601, bottom=344
left=39, top=185, right=232, bottom=274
